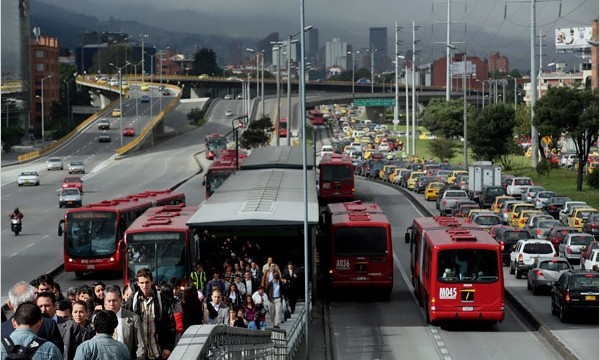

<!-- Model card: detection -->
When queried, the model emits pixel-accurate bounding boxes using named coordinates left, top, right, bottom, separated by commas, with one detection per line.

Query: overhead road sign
left=353, top=98, right=395, bottom=107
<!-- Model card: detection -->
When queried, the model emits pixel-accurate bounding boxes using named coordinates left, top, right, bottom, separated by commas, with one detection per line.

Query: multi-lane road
left=1, top=93, right=597, bottom=360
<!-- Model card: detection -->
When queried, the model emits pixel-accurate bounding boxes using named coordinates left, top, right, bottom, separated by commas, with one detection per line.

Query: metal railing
left=169, top=301, right=306, bottom=360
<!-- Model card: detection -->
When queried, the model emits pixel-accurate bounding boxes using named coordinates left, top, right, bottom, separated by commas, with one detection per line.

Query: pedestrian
left=203, top=289, right=229, bottom=325
left=104, top=285, right=145, bottom=360
left=0, top=302, right=63, bottom=360
left=224, top=283, right=242, bottom=310
left=180, top=285, right=203, bottom=332
left=125, top=268, right=176, bottom=360
left=266, top=273, right=286, bottom=328
left=282, top=261, right=299, bottom=313
left=242, top=295, right=257, bottom=324
left=189, top=264, right=207, bottom=295
left=73, top=310, right=130, bottom=360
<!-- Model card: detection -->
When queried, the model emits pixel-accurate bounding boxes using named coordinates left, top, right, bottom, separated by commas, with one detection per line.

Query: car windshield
left=572, top=275, right=599, bottom=291
left=569, top=235, right=595, bottom=246
left=474, top=216, right=501, bottom=225
left=523, top=243, right=554, bottom=254
left=515, top=178, right=532, bottom=185
left=62, top=189, right=79, bottom=195
left=539, top=261, right=570, bottom=271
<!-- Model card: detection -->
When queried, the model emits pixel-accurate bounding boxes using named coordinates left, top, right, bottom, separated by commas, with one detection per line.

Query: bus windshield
left=66, top=212, right=117, bottom=257
left=438, top=249, right=499, bottom=283
left=322, top=165, right=353, bottom=182
left=127, top=232, right=187, bottom=284
left=335, top=227, right=388, bottom=256
left=206, top=172, right=231, bottom=197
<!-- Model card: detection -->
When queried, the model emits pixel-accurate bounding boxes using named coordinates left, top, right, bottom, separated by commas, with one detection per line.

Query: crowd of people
left=0, top=252, right=301, bottom=360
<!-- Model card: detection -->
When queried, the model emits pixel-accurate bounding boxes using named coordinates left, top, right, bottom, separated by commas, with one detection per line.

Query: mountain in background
left=30, top=0, right=258, bottom=64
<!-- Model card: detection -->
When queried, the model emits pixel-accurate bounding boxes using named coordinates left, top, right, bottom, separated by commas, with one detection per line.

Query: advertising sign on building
left=555, top=27, right=593, bottom=52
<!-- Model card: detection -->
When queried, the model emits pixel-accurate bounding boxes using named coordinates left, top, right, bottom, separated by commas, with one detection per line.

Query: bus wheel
left=75, top=272, right=84, bottom=279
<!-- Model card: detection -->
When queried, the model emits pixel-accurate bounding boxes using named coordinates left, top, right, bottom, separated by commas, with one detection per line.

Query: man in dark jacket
left=125, top=268, right=176, bottom=360
left=1, top=281, right=63, bottom=351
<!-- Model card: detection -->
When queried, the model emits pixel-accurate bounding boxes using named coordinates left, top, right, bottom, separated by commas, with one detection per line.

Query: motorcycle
left=10, top=217, right=21, bottom=235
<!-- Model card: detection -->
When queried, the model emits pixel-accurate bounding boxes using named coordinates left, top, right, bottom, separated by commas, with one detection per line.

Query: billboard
left=451, top=61, right=476, bottom=77
left=555, top=27, right=593, bottom=52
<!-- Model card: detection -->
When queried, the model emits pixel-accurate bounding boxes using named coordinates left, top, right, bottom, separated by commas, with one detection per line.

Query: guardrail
left=169, top=301, right=306, bottom=360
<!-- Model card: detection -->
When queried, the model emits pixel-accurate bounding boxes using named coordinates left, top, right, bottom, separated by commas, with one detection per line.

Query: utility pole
left=412, top=21, right=418, bottom=155
left=405, top=63, right=410, bottom=157
left=445, top=0, right=451, bottom=101
left=393, top=22, right=402, bottom=133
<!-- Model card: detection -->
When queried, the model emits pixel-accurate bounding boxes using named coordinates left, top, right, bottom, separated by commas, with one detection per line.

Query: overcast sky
left=55, top=0, right=598, bottom=70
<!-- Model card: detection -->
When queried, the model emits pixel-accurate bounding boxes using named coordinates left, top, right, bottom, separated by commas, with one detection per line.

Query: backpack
left=1, top=336, right=46, bottom=360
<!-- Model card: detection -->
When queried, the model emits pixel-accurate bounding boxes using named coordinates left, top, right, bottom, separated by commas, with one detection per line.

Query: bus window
left=335, top=227, right=387, bottom=256
left=437, top=249, right=499, bottom=283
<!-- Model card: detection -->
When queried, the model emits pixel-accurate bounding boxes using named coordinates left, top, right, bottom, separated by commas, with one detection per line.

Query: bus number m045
left=439, top=287, right=457, bottom=299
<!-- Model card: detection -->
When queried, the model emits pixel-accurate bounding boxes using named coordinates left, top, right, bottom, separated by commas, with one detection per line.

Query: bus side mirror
left=405, top=232, right=410, bottom=244
left=202, top=178, right=206, bottom=186
left=58, top=219, right=64, bottom=236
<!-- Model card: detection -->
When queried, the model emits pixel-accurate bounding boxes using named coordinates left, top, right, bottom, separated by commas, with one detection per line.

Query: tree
left=240, top=116, right=273, bottom=148
left=427, top=138, right=456, bottom=162
left=468, top=103, right=516, bottom=167
left=191, top=48, right=223, bottom=76
left=187, top=107, right=206, bottom=125
left=421, top=99, right=464, bottom=139
left=534, top=86, right=599, bottom=191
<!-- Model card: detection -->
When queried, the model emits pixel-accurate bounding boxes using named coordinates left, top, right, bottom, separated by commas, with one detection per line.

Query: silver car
left=58, top=188, right=82, bottom=208
left=558, top=233, right=597, bottom=264
left=46, top=157, right=64, bottom=171
left=527, top=257, right=572, bottom=295
left=68, top=161, right=85, bottom=174
left=17, top=171, right=40, bottom=186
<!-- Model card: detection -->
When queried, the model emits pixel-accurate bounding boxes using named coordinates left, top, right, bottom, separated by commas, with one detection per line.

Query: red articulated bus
left=123, top=204, right=198, bottom=286
left=203, top=149, right=248, bottom=199
left=310, top=109, right=324, bottom=126
left=205, top=133, right=228, bottom=160
left=58, top=189, right=185, bottom=278
left=319, top=201, right=393, bottom=299
left=406, top=220, right=504, bottom=324
left=318, top=153, right=355, bottom=203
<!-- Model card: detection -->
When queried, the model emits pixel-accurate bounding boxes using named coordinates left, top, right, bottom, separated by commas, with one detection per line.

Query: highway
left=1, top=95, right=597, bottom=360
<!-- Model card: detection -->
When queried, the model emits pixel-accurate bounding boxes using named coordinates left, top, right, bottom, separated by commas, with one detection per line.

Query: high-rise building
left=369, top=27, right=389, bottom=73
left=30, top=35, right=59, bottom=133
left=226, top=40, right=242, bottom=66
left=1, top=0, right=32, bottom=131
left=257, top=33, right=279, bottom=65
left=308, top=28, right=319, bottom=68
left=325, top=38, right=348, bottom=70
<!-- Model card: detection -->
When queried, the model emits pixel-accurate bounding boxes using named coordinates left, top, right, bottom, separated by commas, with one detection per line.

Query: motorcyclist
left=10, top=207, right=23, bottom=221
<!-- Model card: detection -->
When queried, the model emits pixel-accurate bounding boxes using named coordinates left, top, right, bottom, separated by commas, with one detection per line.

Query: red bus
left=123, top=204, right=198, bottom=286
left=310, top=109, right=324, bottom=126
left=318, top=201, right=393, bottom=299
left=205, top=133, right=228, bottom=160
left=318, top=153, right=355, bottom=203
left=203, top=149, right=248, bottom=198
left=58, top=189, right=186, bottom=278
left=406, top=221, right=504, bottom=324
left=278, top=117, right=288, bottom=137
left=405, top=217, right=481, bottom=290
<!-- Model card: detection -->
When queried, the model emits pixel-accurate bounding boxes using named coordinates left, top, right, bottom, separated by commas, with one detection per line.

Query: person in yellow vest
left=189, top=264, right=207, bottom=295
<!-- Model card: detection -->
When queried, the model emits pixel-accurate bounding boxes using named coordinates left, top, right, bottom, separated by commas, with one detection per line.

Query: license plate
left=356, top=277, right=368, bottom=281
left=87, top=265, right=96, bottom=270
left=585, top=295, right=597, bottom=301
left=462, top=306, right=474, bottom=311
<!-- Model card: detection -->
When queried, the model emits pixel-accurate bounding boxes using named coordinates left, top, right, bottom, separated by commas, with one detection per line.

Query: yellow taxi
left=389, top=168, right=406, bottom=184
left=111, top=109, right=121, bottom=117
left=513, top=209, right=544, bottom=229
left=507, top=203, right=536, bottom=227
left=406, top=171, right=426, bottom=191
left=383, top=165, right=399, bottom=182
left=378, top=165, right=397, bottom=181
left=424, top=182, right=444, bottom=201
left=447, top=170, right=468, bottom=184
left=140, top=84, right=150, bottom=91
left=491, top=195, right=515, bottom=214
left=568, top=208, right=598, bottom=231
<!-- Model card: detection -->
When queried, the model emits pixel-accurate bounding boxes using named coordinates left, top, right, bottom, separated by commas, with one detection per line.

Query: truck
left=468, top=161, right=502, bottom=203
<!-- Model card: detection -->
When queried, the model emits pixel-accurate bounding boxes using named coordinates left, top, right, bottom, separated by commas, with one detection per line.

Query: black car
left=543, top=196, right=572, bottom=219
left=479, top=186, right=506, bottom=209
left=496, top=228, right=531, bottom=265
left=551, top=269, right=599, bottom=322
left=583, top=213, right=599, bottom=240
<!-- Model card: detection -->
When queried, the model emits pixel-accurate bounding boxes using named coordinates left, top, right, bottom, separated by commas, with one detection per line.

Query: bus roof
left=319, top=153, right=353, bottom=166
left=424, top=228, right=500, bottom=248
left=327, top=201, right=389, bottom=224
left=412, top=216, right=482, bottom=231
left=241, top=146, right=315, bottom=170
left=66, top=189, right=185, bottom=213
left=126, top=204, right=198, bottom=233
left=188, top=168, right=319, bottom=228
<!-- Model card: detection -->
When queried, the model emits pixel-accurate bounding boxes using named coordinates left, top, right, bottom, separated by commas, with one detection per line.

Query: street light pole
left=288, top=39, right=294, bottom=146
left=140, top=34, right=148, bottom=84
left=40, top=75, right=52, bottom=147
left=370, top=46, right=377, bottom=93
left=110, top=62, right=130, bottom=148
left=261, top=52, right=265, bottom=117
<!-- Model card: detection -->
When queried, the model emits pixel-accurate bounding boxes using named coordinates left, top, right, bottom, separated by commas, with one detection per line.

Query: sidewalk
left=293, top=301, right=329, bottom=360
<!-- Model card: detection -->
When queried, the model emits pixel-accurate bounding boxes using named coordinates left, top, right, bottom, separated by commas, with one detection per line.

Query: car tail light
left=518, top=254, right=523, bottom=262
left=534, top=270, right=544, bottom=277
left=520, top=219, right=525, bottom=225
left=536, top=229, right=542, bottom=236
left=564, top=291, right=571, bottom=302
left=500, top=241, right=505, bottom=251
left=591, top=223, right=598, bottom=229
left=566, top=246, right=572, bottom=254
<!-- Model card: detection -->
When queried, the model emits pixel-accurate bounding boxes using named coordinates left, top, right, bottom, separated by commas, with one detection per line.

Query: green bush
left=586, top=167, right=598, bottom=188
left=535, top=158, right=551, bottom=177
